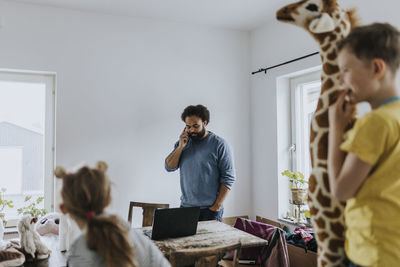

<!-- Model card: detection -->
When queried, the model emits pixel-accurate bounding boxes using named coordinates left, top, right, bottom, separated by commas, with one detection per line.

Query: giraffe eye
left=306, top=3, right=319, bottom=12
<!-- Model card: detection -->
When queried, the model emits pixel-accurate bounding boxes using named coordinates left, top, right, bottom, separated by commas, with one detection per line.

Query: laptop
left=143, top=206, right=200, bottom=240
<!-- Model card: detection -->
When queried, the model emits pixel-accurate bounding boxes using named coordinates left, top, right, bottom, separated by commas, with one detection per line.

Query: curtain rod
left=251, top=51, right=319, bottom=75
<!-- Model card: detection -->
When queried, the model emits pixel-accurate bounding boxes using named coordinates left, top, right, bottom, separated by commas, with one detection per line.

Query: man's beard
left=190, top=128, right=206, bottom=141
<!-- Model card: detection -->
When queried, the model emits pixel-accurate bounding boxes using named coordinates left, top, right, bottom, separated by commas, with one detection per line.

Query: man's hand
left=209, top=185, right=230, bottom=212
left=329, top=90, right=355, bottom=132
left=178, top=128, right=189, bottom=149
left=165, top=128, right=188, bottom=170
left=209, top=203, right=221, bottom=212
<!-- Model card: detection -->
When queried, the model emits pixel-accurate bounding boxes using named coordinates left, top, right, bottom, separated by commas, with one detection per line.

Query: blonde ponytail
left=87, top=214, right=137, bottom=267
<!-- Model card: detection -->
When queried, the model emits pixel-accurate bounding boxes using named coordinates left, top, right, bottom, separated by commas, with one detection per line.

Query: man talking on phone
left=165, top=105, right=235, bottom=221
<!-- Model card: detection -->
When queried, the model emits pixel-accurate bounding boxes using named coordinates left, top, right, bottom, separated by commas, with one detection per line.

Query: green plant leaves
left=36, top=197, right=44, bottom=204
left=17, top=195, right=47, bottom=219
left=0, top=191, right=14, bottom=212
left=0, top=192, right=46, bottom=218
left=281, top=169, right=308, bottom=189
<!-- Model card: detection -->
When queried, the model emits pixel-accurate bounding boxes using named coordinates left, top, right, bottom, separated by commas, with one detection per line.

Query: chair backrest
left=256, top=216, right=287, bottom=231
left=233, top=218, right=289, bottom=267
left=221, top=215, right=249, bottom=226
left=260, top=227, right=289, bottom=267
left=128, top=201, right=169, bottom=227
left=262, top=228, right=281, bottom=260
left=169, top=242, right=241, bottom=267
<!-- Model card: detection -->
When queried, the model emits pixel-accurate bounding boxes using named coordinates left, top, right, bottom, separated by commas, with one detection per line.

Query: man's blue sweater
left=165, top=132, right=235, bottom=208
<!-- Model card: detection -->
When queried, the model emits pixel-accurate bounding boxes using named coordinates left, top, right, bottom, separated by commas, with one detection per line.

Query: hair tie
left=86, top=211, right=96, bottom=220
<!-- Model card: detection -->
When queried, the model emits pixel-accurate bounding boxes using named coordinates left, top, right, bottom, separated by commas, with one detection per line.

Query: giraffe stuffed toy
left=276, top=1, right=358, bottom=266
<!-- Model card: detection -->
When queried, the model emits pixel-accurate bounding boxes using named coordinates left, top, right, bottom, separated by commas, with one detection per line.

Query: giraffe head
left=277, top=0, right=357, bottom=40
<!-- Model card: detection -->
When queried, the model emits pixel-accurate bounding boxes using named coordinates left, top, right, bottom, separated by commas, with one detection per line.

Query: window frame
left=0, top=69, right=56, bottom=223
left=289, top=71, right=321, bottom=179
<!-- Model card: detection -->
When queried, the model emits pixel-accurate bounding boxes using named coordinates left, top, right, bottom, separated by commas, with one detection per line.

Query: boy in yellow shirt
left=328, top=23, right=400, bottom=267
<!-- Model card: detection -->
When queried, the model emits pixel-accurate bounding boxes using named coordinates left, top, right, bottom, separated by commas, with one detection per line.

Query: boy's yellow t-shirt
left=340, top=101, right=400, bottom=267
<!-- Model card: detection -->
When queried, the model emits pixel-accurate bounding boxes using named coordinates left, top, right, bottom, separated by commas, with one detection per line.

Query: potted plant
left=17, top=195, right=47, bottom=219
left=0, top=188, right=14, bottom=226
left=281, top=170, right=308, bottom=204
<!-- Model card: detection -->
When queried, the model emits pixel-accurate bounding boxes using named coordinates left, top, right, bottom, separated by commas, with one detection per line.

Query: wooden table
left=140, top=220, right=268, bottom=257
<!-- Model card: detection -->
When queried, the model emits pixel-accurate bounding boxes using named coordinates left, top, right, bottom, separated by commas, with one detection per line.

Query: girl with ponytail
left=55, top=161, right=170, bottom=267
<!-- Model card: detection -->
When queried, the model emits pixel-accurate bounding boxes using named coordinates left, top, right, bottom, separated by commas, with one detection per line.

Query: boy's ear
left=372, top=58, right=386, bottom=79
left=203, top=121, right=208, bottom=127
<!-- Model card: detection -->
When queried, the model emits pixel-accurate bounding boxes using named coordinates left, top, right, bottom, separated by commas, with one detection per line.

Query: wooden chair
left=169, top=242, right=241, bottom=267
left=256, top=216, right=316, bottom=267
left=256, top=215, right=287, bottom=231
left=127, top=201, right=169, bottom=227
left=221, top=215, right=249, bottom=226
left=220, top=216, right=288, bottom=267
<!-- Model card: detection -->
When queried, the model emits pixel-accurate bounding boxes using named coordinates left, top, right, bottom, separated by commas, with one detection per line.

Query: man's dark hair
left=338, top=23, right=400, bottom=72
left=181, top=105, right=210, bottom=123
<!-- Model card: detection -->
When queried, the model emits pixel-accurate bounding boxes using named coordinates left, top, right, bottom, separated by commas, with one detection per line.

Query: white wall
left=250, top=0, right=400, bottom=220
left=0, top=1, right=252, bottom=226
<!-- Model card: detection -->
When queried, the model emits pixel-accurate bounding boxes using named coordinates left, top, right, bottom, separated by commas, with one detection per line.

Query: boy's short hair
left=338, top=23, right=400, bottom=72
left=181, top=105, right=210, bottom=123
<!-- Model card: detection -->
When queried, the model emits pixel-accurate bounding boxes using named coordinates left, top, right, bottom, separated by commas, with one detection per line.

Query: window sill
left=3, top=217, right=18, bottom=228
left=4, top=226, right=18, bottom=234
left=278, top=218, right=312, bottom=229
left=4, top=226, right=18, bottom=240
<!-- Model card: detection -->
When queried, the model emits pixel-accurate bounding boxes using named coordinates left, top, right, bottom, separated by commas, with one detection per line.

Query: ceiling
left=7, top=0, right=289, bottom=30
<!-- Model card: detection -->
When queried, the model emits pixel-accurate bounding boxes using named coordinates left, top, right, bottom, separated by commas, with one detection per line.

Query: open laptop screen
left=150, top=206, right=200, bottom=240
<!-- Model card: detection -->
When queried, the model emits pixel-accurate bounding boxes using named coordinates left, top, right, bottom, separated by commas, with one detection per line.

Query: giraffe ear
left=309, top=13, right=335, bottom=33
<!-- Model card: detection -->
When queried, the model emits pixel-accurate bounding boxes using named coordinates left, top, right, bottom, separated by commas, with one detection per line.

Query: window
left=289, top=71, right=321, bottom=180
left=276, top=65, right=322, bottom=221
left=0, top=147, right=23, bottom=195
left=0, top=70, right=55, bottom=225
left=277, top=66, right=370, bottom=221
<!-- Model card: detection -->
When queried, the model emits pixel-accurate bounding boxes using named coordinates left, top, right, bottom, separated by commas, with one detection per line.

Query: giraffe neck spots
left=323, top=63, right=339, bottom=75
left=313, top=10, right=351, bottom=122
left=317, top=9, right=351, bottom=58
